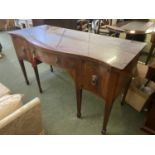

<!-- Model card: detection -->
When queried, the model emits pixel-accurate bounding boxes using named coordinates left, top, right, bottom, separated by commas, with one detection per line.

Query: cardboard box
left=125, top=78, right=149, bottom=112
left=125, top=63, right=155, bottom=112
left=134, top=62, right=148, bottom=78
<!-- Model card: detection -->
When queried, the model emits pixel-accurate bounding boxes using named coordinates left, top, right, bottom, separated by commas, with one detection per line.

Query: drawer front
left=82, top=62, right=101, bottom=94
left=60, top=56, right=78, bottom=69
left=13, top=37, right=32, bottom=61
left=36, top=50, right=59, bottom=65
left=82, top=61, right=108, bottom=96
left=36, top=49, right=78, bottom=69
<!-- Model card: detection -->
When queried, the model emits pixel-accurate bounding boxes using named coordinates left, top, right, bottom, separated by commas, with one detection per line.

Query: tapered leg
left=76, top=87, right=82, bottom=118
left=121, top=77, right=132, bottom=105
left=50, top=65, right=53, bottom=72
left=102, top=100, right=114, bottom=134
left=19, top=59, right=30, bottom=85
left=33, top=65, right=43, bottom=93
left=0, top=43, right=2, bottom=52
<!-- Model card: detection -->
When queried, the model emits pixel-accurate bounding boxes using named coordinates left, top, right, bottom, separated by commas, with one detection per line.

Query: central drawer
left=36, top=50, right=59, bottom=65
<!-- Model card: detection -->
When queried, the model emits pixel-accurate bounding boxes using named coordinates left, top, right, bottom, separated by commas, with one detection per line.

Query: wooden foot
left=50, top=65, right=53, bottom=72
left=101, top=129, right=106, bottom=135
left=102, top=100, right=113, bottom=135
left=77, top=113, right=81, bottom=118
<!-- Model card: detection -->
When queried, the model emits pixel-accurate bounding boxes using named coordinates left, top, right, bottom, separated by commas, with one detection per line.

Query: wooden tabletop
left=9, top=25, right=146, bottom=70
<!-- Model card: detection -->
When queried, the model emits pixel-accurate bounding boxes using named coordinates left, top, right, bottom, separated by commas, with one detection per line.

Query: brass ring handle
left=91, top=75, right=98, bottom=85
left=22, top=47, right=26, bottom=53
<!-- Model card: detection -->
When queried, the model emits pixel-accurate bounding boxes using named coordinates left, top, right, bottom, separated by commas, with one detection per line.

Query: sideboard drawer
left=61, top=56, right=78, bottom=69
left=81, top=61, right=102, bottom=95
left=81, top=61, right=110, bottom=97
left=35, top=50, right=59, bottom=66
left=13, top=37, right=32, bottom=61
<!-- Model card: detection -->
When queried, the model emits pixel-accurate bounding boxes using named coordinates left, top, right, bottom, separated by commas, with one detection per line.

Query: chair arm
left=0, top=97, right=44, bottom=135
left=106, top=25, right=125, bottom=33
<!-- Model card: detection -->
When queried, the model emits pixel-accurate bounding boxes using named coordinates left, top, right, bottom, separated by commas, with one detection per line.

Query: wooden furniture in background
left=94, top=19, right=113, bottom=35
left=141, top=61, right=155, bottom=134
left=107, top=20, right=155, bottom=64
left=76, top=19, right=89, bottom=32
left=0, top=19, right=15, bottom=31
left=9, top=25, right=145, bottom=134
left=142, top=91, right=155, bottom=134
left=33, top=19, right=78, bottom=30
left=107, top=20, right=155, bottom=40
left=145, top=60, right=155, bottom=82
left=33, top=19, right=90, bottom=32
left=143, top=101, right=155, bottom=134
left=145, top=33, right=155, bottom=64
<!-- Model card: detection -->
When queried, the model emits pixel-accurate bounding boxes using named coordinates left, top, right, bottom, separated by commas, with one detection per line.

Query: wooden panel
left=142, top=101, right=155, bottom=134
left=12, top=36, right=32, bottom=62
left=0, top=19, right=15, bottom=30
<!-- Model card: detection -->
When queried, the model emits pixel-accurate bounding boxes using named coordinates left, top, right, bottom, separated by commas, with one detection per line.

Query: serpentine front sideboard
left=9, top=25, right=146, bottom=134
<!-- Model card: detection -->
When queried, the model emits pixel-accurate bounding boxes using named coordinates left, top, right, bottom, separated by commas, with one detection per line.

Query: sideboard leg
left=76, top=87, right=82, bottom=118
left=19, top=60, right=30, bottom=85
left=50, top=65, right=53, bottom=72
left=33, top=65, right=43, bottom=93
left=121, top=77, right=132, bottom=105
left=102, top=99, right=113, bottom=135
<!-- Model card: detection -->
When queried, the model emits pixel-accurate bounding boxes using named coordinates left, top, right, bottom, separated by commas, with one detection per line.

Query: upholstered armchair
left=0, top=97, right=44, bottom=135
left=0, top=83, right=44, bottom=135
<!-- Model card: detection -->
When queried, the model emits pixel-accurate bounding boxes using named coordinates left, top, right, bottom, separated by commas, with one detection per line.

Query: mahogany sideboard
left=9, top=25, right=146, bottom=134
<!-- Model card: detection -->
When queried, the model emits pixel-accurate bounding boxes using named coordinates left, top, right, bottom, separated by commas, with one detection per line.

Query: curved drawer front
left=35, top=47, right=78, bottom=69
left=35, top=49, right=59, bottom=66
left=82, top=61, right=109, bottom=97
left=12, top=37, right=32, bottom=61
left=60, top=55, right=78, bottom=69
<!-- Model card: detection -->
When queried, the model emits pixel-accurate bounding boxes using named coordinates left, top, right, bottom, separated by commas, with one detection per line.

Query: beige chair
left=0, top=83, right=44, bottom=135
left=0, top=83, right=10, bottom=97
left=0, top=97, right=44, bottom=135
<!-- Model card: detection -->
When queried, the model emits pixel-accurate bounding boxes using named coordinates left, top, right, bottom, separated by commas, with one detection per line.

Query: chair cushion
left=0, top=83, right=11, bottom=98
left=0, top=94, right=23, bottom=120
